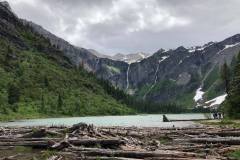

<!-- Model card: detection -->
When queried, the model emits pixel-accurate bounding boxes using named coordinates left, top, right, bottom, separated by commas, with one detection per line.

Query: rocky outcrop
left=23, top=20, right=98, bottom=71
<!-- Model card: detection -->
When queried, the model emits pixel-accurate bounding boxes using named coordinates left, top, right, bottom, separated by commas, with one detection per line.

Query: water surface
left=0, top=113, right=207, bottom=128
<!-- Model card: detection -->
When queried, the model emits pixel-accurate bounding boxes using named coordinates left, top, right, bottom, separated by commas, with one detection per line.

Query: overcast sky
left=8, top=0, right=240, bottom=55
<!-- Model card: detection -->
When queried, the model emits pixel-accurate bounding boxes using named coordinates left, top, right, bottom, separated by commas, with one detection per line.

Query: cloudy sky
left=8, top=0, right=240, bottom=55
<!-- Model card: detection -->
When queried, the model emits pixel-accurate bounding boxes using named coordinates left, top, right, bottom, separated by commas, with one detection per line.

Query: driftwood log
left=0, top=122, right=240, bottom=159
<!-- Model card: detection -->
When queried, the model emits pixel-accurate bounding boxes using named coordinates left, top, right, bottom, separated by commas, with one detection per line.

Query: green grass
left=159, top=136, right=172, bottom=144
left=40, top=150, right=57, bottom=159
left=14, top=146, right=33, bottom=153
left=228, top=150, right=240, bottom=159
left=200, top=119, right=240, bottom=128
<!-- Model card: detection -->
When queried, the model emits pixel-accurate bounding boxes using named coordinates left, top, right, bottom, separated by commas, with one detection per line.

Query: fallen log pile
left=0, top=123, right=240, bottom=159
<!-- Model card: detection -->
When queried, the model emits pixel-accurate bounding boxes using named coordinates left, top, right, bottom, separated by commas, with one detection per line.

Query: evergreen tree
left=220, top=62, right=231, bottom=93
left=44, top=76, right=49, bottom=87
left=40, top=93, right=45, bottom=113
left=4, top=45, right=12, bottom=67
left=7, top=82, right=20, bottom=112
left=57, top=93, right=63, bottom=111
left=74, top=100, right=81, bottom=114
left=7, top=45, right=12, bottom=54
left=8, top=82, right=20, bottom=105
left=223, top=52, right=240, bottom=118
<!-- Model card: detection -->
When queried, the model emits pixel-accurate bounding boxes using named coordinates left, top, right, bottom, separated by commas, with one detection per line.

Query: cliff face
left=130, top=37, right=240, bottom=106
left=19, top=2, right=240, bottom=107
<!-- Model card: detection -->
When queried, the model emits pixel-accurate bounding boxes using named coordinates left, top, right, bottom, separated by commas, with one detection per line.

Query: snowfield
left=194, top=87, right=205, bottom=102
left=205, top=94, right=227, bottom=107
left=159, top=56, right=169, bottom=63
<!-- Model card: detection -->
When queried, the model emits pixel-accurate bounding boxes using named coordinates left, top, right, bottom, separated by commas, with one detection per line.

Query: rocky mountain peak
left=176, top=46, right=187, bottom=52
left=0, top=1, right=11, bottom=11
left=222, top=34, right=240, bottom=45
left=0, top=0, right=18, bottom=23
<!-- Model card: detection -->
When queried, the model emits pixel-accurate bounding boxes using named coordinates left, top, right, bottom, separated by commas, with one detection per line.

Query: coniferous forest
left=222, top=51, right=240, bottom=118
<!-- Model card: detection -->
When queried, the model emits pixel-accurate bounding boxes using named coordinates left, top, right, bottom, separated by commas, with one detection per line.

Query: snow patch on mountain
left=224, top=42, right=240, bottom=49
left=159, top=56, right=169, bottom=63
left=217, top=42, right=240, bottom=55
left=194, top=87, right=205, bottom=102
left=178, top=60, right=183, bottom=64
left=188, top=46, right=205, bottom=53
left=205, top=94, right=227, bottom=107
left=188, top=42, right=215, bottom=53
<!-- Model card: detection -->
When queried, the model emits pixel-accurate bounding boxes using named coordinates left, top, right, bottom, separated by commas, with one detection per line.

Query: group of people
left=212, top=112, right=223, bottom=119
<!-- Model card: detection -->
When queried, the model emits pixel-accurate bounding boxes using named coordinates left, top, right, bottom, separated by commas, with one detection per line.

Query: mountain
left=111, top=52, right=150, bottom=64
left=87, top=49, right=110, bottom=59
left=127, top=36, right=240, bottom=107
left=88, top=49, right=150, bottom=64
left=19, top=3, right=240, bottom=108
left=0, top=1, right=133, bottom=121
left=24, top=21, right=98, bottom=72
left=89, top=35, right=240, bottom=107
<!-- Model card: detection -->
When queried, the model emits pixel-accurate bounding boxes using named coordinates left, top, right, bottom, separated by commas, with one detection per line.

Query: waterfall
left=201, top=62, right=218, bottom=87
left=126, top=63, right=130, bottom=90
left=143, top=61, right=160, bottom=99
left=143, top=56, right=169, bottom=99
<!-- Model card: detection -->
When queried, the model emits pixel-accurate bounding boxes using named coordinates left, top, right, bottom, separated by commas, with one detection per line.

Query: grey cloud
left=8, top=0, right=240, bottom=55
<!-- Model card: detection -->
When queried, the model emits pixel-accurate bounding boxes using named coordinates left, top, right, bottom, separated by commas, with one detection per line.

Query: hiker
left=213, top=112, right=217, bottom=119
left=217, top=112, right=222, bottom=119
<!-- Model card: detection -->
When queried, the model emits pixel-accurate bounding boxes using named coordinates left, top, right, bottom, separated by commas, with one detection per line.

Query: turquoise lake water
left=0, top=113, right=208, bottom=128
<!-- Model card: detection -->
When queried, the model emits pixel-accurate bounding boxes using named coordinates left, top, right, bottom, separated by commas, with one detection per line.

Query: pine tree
left=220, top=61, right=231, bottom=93
left=57, top=93, right=63, bottom=111
left=8, top=82, right=20, bottom=105
left=224, top=51, right=240, bottom=118
left=40, top=93, right=45, bottom=113
left=7, top=45, right=12, bottom=54
left=74, top=100, right=81, bottom=114
left=8, top=82, right=20, bottom=112
left=44, top=76, right=49, bottom=87
left=4, top=45, right=12, bottom=67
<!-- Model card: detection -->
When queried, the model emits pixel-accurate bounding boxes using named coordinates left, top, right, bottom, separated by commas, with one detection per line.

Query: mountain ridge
left=12, top=0, right=240, bottom=108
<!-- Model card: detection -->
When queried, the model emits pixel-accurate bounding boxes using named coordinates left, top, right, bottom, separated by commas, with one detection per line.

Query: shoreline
left=0, top=113, right=207, bottom=128
left=0, top=112, right=211, bottom=123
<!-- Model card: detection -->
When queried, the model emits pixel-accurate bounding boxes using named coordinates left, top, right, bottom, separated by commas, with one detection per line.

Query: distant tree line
left=98, top=78, right=210, bottom=114
left=222, top=51, right=240, bottom=118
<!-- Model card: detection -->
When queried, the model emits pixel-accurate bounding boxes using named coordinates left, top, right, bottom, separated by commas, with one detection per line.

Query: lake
left=0, top=113, right=209, bottom=128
